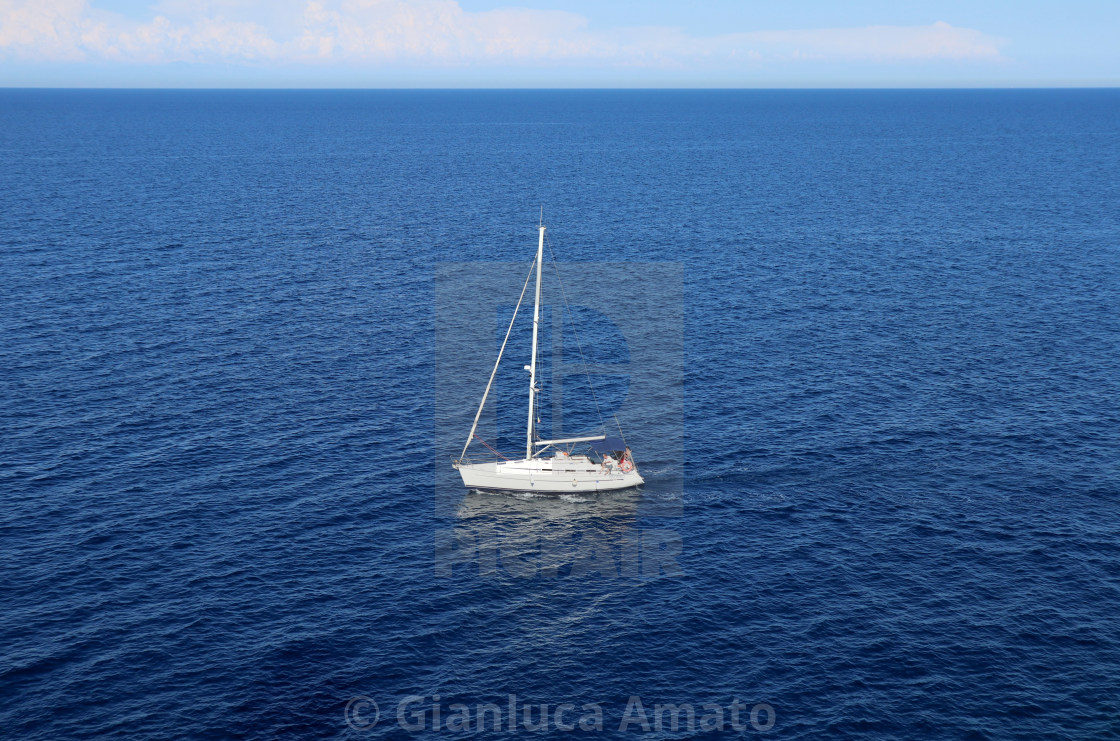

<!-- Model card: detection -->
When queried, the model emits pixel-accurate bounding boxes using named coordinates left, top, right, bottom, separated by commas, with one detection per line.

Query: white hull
left=456, top=456, right=643, bottom=493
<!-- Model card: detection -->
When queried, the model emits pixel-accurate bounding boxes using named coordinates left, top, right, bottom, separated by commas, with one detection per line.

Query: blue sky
left=1, top=0, right=1117, bottom=87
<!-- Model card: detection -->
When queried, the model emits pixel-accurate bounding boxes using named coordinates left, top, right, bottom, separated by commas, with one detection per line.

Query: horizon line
left=2, top=84, right=1119, bottom=91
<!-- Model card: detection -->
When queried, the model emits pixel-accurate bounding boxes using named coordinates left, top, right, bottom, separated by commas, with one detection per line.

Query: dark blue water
left=3, top=90, right=1120, bottom=739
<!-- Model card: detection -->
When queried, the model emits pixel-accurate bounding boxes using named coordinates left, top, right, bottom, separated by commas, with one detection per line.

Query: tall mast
left=525, top=220, right=545, bottom=459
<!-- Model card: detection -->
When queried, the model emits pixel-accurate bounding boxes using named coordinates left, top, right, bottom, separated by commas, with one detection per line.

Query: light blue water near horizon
left=2, top=89, right=1120, bottom=739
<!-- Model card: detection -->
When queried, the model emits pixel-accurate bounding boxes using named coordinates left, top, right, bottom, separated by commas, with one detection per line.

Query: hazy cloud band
left=0, top=0, right=1005, bottom=68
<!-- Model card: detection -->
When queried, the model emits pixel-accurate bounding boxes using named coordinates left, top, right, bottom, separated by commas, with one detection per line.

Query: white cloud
left=0, top=0, right=90, bottom=61
left=0, top=0, right=1006, bottom=68
left=739, top=21, right=1003, bottom=61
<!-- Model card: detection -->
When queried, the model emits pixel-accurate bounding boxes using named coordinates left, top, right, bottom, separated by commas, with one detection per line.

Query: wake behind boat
left=453, top=218, right=644, bottom=494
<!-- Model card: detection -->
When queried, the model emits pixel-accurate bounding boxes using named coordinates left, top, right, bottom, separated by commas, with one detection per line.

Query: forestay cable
left=459, top=257, right=537, bottom=462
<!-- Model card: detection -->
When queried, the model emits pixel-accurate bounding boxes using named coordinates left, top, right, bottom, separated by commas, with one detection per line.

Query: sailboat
left=453, top=218, right=644, bottom=493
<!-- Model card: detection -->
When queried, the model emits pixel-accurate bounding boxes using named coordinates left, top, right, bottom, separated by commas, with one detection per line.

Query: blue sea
left=2, top=89, right=1120, bottom=739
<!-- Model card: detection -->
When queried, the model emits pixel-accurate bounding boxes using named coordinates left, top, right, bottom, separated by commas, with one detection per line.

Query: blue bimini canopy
left=590, top=437, right=627, bottom=453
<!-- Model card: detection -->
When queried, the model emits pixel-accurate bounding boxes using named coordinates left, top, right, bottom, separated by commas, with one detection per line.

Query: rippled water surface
left=3, top=90, right=1120, bottom=739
